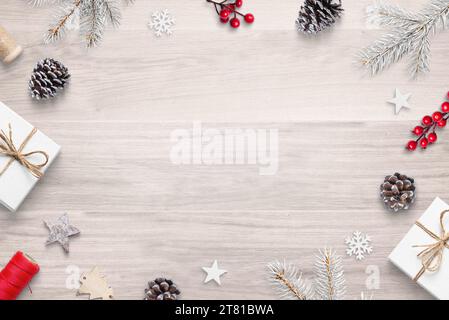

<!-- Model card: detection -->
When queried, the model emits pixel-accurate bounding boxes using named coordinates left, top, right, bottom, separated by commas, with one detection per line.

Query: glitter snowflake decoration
left=148, top=10, right=175, bottom=37
left=345, top=231, right=373, bottom=261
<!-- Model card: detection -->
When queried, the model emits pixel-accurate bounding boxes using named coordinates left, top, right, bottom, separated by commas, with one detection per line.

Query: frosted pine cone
left=29, top=58, right=70, bottom=100
left=144, top=278, right=180, bottom=300
left=296, top=0, right=344, bottom=34
left=380, top=173, right=416, bottom=212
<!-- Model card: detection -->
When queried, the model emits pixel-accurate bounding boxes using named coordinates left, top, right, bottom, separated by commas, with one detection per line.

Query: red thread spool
left=0, top=251, right=39, bottom=300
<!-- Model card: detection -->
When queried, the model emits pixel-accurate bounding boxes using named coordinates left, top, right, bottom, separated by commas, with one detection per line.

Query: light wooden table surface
left=0, top=0, right=447, bottom=300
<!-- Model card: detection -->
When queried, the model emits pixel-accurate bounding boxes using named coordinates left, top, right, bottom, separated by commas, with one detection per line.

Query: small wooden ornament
left=78, top=267, right=114, bottom=300
left=0, top=24, right=23, bottom=64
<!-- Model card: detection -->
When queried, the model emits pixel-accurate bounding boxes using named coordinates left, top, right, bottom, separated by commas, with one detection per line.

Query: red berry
left=407, top=140, right=417, bottom=151
left=220, top=17, right=229, bottom=23
left=244, top=13, right=254, bottom=23
left=420, top=137, right=429, bottom=149
left=230, top=17, right=240, bottom=28
left=422, top=115, right=433, bottom=126
left=438, top=119, right=447, bottom=127
left=220, top=9, right=231, bottom=19
left=227, top=4, right=235, bottom=11
left=428, top=132, right=438, bottom=143
left=413, top=126, right=424, bottom=136
left=433, top=111, right=443, bottom=121
left=442, top=102, right=449, bottom=113
left=235, top=0, right=243, bottom=7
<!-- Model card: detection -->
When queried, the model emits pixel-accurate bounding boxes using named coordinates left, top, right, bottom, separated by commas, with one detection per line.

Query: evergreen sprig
left=314, top=248, right=346, bottom=300
left=267, top=261, right=314, bottom=300
left=268, top=248, right=346, bottom=300
left=359, top=0, right=449, bottom=78
left=29, top=0, right=134, bottom=47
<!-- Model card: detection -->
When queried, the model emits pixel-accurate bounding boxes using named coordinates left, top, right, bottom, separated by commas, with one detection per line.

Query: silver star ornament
left=202, top=260, right=227, bottom=285
left=44, top=213, right=80, bottom=253
left=388, top=89, right=411, bottom=114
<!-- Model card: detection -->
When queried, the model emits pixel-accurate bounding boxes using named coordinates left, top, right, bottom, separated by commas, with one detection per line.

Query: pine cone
left=29, top=58, right=70, bottom=100
left=380, top=173, right=416, bottom=212
left=144, top=278, right=180, bottom=300
left=296, top=0, right=344, bottom=34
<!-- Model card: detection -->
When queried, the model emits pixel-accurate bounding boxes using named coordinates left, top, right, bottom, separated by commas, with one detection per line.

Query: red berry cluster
left=206, top=0, right=254, bottom=28
left=407, top=92, right=449, bottom=151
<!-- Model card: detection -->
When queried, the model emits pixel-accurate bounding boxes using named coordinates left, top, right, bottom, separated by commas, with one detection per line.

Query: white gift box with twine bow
left=0, top=102, right=60, bottom=212
left=389, top=197, right=449, bottom=300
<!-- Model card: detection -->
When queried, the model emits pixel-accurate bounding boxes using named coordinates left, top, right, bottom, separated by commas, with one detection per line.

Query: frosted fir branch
left=80, top=0, right=107, bottom=47
left=408, top=0, right=449, bottom=78
left=102, top=0, right=121, bottom=28
left=359, top=0, right=449, bottom=77
left=366, top=2, right=422, bottom=30
left=421, top=0, right=449, bottom=34
left=313, top=248, right=346, bottom=300
left=33, top=0, right=133, bottom=47
left=358, top=29, right=416, bottom=75
left=267, top=261, right=314, bottom=300
left=44, top=0, right=82, bottom=44
left=410, top=32, right=431, bottom=77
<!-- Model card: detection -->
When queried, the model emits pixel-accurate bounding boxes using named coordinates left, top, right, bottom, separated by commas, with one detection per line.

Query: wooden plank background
left=0, top=0, right=448, bottom=300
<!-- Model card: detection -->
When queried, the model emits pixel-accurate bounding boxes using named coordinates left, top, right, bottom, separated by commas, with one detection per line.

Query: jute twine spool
left=0, top=25, right=23, bottom=64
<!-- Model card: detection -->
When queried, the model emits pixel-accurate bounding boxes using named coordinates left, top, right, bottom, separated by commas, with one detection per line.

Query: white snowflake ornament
left=148, top=10, right=175, bottom=37
left=345, top=231, right=373, bottom=261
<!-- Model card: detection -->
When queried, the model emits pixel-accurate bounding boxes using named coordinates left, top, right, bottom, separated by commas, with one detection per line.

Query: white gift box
left=389, top=197, right=449, bottom=300
left=0, top=102, right=60, bottom=212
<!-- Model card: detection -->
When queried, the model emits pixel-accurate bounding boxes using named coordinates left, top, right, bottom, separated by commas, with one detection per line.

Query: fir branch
left=359, top=0, right=449, bottom=77
left=45, top=0, right=82, bottom=44
left=31, top=0, right=134, bottom=47
left=313, top=248, right=346, bottom=300
left=410, top=31, right=431, bottom=77
left=359, top=30, right=415, bottom=75
left=103, top=0, right=121, bottom=28
left=267, top=261, right=314, bottom=300
left=366, top=2, right=421, bottom=30
left=80, top=0, right=106, bottom=47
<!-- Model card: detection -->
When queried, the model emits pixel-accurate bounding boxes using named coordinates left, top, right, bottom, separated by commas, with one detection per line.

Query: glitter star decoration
left=44, top=213, right=80, bottom=253
left=388, top=89, right=411, bottom=114
left=202, top=260, right=227, bottom=285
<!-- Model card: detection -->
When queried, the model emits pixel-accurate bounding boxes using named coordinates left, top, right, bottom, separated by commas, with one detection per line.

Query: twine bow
left=0, top=124, right=49, bottom=178
left=413, top=210, right=449, bottom=281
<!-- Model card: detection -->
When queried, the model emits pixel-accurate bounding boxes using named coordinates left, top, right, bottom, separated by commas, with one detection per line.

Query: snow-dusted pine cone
left=380, top=173, right=416, bottom=212
left=296, top=0, right=344, bottom=34
left=29, top=58, right=70, bottom=100
left=144, top=278, right=180, bottom=300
